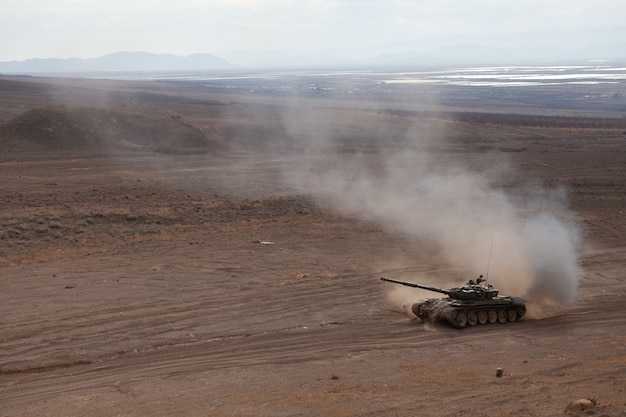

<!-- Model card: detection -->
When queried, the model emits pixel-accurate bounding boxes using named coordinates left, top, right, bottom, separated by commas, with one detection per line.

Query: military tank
left=380, top=276, right=526, bottom=328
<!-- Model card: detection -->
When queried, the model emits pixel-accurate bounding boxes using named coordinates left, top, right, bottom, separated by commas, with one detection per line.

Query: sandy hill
left=0, top=105, right=222, bottom=155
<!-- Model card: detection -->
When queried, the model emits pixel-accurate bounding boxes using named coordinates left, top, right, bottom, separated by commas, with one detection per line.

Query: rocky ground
left=0, top=74, right=625, bottom=416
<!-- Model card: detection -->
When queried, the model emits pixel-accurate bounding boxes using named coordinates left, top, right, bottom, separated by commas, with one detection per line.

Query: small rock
left=565, top=399, right=595, bottom=414
left=496, top=367, right=504, bottom=377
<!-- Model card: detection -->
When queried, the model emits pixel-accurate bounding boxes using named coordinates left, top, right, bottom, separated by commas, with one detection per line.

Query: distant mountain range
left=0, top=51, right=232, bottom=74
left=1, top=25, right=625, bottom=73
left=358, top=41, right=626, bottom=67
left=218, top=26, right=626, bottom=67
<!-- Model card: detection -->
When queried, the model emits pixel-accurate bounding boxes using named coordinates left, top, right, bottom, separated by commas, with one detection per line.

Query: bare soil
left=0, top=74, right=625, bottom=416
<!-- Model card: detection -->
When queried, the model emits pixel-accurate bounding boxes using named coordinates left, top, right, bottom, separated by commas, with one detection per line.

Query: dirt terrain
left=0, top=73, right=625, bottom=416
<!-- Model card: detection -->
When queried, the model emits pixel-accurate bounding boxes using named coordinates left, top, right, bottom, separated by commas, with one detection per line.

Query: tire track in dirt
left=0, top=312, right=451, bottom=404
left=4, top=295, right=625, bottom=406
left=3, top=250, right=626, bottom=407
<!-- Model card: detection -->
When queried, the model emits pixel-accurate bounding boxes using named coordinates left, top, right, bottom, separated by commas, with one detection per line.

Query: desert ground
left=0, top=70, right=625, bottom=416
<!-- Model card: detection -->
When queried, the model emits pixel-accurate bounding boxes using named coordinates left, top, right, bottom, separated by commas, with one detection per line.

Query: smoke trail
left=286, top=117, right=582, bottom=305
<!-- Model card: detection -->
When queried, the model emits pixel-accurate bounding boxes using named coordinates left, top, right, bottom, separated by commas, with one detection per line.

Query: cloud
left=236, top=19, right=283, bottom=31
left=1, top=0, right=626, bottom=60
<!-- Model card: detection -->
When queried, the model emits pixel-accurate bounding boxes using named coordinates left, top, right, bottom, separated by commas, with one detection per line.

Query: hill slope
left=0, top=105, right=222, bottom=154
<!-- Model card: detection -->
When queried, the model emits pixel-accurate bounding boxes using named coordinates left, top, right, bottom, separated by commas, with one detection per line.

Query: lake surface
left=82, top=65, right=626, bottom=88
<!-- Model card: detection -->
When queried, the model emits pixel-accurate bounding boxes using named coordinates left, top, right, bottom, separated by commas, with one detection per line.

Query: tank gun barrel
left=380, top=277, right=450, bottom=295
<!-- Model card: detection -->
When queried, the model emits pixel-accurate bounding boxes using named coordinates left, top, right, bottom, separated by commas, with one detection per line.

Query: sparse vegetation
left=0, top=73, right=625, bottom=417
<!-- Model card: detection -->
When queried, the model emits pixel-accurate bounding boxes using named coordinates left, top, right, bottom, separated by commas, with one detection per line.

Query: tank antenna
left=485, top=236, right=494, bottom=283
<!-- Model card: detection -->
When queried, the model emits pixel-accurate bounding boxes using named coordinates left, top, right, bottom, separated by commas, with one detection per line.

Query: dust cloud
left=284, top=112, right=582, bottom=305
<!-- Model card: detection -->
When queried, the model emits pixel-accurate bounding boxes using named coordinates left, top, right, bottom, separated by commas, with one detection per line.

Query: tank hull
left=411, top=296, right=526, bottom=328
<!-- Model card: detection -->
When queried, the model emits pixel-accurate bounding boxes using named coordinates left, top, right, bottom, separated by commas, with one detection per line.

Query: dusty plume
left=286, top=116, right=582, bottom=305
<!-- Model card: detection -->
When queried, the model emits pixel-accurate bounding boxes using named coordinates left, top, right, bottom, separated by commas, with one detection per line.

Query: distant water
left=378, top=65, right=626, bottom=87
left=80, top=65, right=626, bottom=88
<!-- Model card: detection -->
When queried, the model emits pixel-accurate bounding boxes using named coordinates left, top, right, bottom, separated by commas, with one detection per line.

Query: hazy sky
left=2, top=0, right=625, bottom=61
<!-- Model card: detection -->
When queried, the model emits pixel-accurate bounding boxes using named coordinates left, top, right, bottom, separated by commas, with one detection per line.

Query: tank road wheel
left=497, top=309, right=508, bottom=323
left=478, top=310, right=488, bottom=325
left=467, top=311, right=478, bottom=326
left=517, top=306, right=526, bottom=318
left=456, top=312, right=468, bottom=328
left=507, top=309, right=517, bottom=322
left=412, top=304, right=426, bottom=320
left=488, top=310, right=498, bottom=324
left=447, top=310, right=458, bottom=322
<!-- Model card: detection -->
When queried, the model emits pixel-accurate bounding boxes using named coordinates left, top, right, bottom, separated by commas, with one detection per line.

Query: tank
left=380, top=276, right=526, bottom=328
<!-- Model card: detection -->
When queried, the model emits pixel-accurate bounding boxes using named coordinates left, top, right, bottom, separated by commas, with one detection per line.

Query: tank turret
left=380, top=276, right=526, bottom=328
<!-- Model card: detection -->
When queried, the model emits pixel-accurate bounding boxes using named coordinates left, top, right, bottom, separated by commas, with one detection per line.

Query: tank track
left=412, top=303, right=526, bottom=329
left=443, top=305, right=526, bottom=328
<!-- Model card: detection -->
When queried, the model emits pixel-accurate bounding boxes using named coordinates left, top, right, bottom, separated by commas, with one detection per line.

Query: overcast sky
left=2, top=0, right=625, bottom=61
